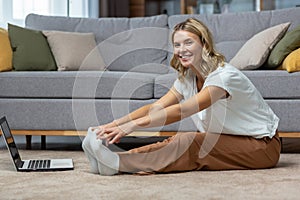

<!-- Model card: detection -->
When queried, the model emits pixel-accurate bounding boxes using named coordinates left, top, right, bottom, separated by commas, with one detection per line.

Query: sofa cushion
left=154, top=70, right=300, bottom=99
left=0, top=98, right=196, bottom=131
left=282, top=48, right=300, bottom=73
left=25, top=14, right=170, bottom=74
left=243, top=70, right=300, bottom=99
left=267, top=25, right=300, bottom=69
left=43, top=31, right=105, bottom=71
left=8, top=24, right=57, bottom=71
left=0, top=71, right=157, bottom=99
left=229, top=22, right=290, bottom=70
left=168, top=7, right=300, bottom=63
left=0, top=28, right=12, bottom=72
left=154, top=73, right=177, bottom=99
left=1, top=98, right=298, bottom=132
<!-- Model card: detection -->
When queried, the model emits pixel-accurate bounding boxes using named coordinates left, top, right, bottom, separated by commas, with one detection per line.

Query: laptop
left=0, top=116, right=74, bottom=172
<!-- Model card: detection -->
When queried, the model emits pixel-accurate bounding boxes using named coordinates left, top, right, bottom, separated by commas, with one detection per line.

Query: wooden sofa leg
left=280, top=137, right=283, bottom=152
left=41, top=136, right=46, bottom=150
left=25, top=135, right=32, bottom=150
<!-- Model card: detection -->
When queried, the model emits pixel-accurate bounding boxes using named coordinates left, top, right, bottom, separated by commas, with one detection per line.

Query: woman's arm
left=98, top=86, right=227, bottom=144
left=133, top=86, right=228, bottom=128
left=94, top=87, right=183, bottom=142
left=112, top=86, right=183, bottom=126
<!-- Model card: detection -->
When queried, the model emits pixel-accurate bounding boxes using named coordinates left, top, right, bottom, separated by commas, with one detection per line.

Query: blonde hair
left=170, top=18, right=225, bottom=80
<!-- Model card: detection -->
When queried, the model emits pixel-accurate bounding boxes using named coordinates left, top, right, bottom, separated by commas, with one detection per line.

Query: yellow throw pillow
left=276, top=65, right=284, bottom=70
left=282, top=48, right=300, bottom=72
left=0, top=28, right=13, bottom=71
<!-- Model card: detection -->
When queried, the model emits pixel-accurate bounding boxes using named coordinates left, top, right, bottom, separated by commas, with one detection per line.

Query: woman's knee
left=175, top=132, right=199, bottom=140
left=172, top=132, right=202, bottom=152
left=175, top=132, right=205, bottom=146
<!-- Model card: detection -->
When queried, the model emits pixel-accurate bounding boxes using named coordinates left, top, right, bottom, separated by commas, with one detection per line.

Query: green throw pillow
left=8, top=23, right=57, bottom=71
left=267, top=25, right=300, bottom=69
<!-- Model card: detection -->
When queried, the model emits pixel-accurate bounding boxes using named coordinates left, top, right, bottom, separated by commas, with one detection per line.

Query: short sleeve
left=173, top=78, right=183, bottom=95
left=203, top=67, right=235, bottom=97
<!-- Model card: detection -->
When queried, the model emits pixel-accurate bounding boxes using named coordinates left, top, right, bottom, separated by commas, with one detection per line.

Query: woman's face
left=173, top=30, right=203, bottom=68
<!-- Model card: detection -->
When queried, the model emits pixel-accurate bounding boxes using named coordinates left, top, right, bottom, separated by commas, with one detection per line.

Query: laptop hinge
left=17, top=160, right=24, bottom=169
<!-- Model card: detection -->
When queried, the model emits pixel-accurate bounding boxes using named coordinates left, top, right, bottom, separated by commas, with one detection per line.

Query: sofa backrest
left=25, top=14, right=170, bottom=74
left=26, top=7, right=300, bottom=73
left=168, top=7, right=300, bottom=62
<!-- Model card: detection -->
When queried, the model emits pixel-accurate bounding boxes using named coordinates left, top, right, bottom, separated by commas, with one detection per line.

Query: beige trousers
left=118, top=132, right=281, bottom=174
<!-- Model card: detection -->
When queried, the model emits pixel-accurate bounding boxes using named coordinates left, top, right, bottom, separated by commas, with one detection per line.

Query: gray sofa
left=1, top=7, right=300, bottom=138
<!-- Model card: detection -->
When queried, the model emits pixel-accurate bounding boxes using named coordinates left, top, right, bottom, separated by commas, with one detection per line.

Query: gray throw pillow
left=229, top=22, right=290, bottom=70
left=43, top=31, right=106, bottom=71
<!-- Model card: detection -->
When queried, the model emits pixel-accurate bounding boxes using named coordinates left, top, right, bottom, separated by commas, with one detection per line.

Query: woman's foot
left=82, top=127, right=99, bottom=174
left=83, top=127, right=119, bottom=175
left=90, top=136, right=120, bottom=176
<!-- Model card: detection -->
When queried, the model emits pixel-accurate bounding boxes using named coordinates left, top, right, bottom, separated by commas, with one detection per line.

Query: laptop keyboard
left=28, top=160, right=51, bottom=169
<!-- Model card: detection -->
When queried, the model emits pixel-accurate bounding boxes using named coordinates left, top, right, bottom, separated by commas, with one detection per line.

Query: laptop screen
left=0, top=117, right=23, bottom=169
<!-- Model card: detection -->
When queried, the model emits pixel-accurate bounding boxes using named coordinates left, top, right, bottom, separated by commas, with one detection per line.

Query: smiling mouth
left=179, top=54, right=192, bottom=59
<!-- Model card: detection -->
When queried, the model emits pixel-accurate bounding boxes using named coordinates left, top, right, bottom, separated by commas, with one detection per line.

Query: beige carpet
left=0, top=150, right=300, bottom=200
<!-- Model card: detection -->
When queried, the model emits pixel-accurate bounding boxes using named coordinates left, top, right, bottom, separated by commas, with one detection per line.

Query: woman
left=82, top=18, right=281, bottom=176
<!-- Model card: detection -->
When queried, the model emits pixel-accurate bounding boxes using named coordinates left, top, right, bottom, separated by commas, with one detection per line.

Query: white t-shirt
left=173, top=63, right=279, bottom=138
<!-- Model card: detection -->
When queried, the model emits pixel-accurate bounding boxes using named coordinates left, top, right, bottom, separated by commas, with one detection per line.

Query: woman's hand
left=90, top=120, right=118, bottom=132
left=95, top=122, right=135, bottom=145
